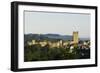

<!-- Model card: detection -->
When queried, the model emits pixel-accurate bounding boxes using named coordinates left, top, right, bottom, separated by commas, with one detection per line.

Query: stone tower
left=73, top=31, right=78, bottom=44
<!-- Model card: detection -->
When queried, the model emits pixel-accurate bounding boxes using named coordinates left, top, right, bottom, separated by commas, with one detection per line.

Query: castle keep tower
left=73, top=31, right=78, bottom=44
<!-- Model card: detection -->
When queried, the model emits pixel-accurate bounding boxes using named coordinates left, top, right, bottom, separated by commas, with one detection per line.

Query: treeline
left=24, top=44, right=90, bottom=62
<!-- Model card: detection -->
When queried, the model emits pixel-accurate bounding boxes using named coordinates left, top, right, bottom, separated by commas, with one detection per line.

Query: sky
left=24, top=11, right=90, bottom=38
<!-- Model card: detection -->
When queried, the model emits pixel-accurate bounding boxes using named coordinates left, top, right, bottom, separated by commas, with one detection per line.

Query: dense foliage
left=24, top=44, right=90, bottom=62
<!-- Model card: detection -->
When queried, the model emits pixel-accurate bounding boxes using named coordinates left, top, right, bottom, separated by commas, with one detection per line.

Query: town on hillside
left=24, top=31, right=90, bottom=61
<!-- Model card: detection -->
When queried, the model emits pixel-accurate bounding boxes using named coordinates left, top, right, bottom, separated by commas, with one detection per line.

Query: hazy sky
left=24, top=11, right=90, bottom=38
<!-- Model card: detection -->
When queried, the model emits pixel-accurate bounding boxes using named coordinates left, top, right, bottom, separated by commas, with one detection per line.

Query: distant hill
left=24, top=33, right=72, bottom=41
left=44, top=34, right=73, bottom=40
left=79, top=37, right=90, bottom=41
left=24, top=33, right=90, bottom=43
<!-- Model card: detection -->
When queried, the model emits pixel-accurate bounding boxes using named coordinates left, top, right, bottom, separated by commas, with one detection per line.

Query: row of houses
left=27, top=39, right=70, bottom=48
left=27, top=32, right=90, bottom=50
